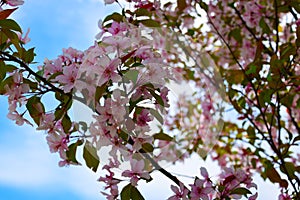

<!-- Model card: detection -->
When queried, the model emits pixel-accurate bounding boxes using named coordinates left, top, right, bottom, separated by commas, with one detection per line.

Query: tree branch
left=0, top=51, right=69, bottom=96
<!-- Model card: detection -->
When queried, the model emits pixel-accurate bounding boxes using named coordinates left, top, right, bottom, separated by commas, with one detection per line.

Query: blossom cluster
left=168, top=167, right=257, bottom=200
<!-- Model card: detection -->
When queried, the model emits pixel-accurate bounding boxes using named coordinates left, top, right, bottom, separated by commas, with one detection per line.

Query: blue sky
left=0, top=0, right=280, bottom=199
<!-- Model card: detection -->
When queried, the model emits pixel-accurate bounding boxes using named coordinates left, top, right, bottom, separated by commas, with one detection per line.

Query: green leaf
left=0, top=61, right=6, bottom=82
left=2, top=28, right=19, bottom=48
left=94, top=84, right=106, bottom=104
left=54, top=107, right=65, bottom=121
left=258, top=89, right=273, bottom=107
left=118, top=129, right=129, bottom=141
left=140, top=19, right=160, bottom=27
left=247, top=126, right=256, bottom=144
left=26, top=96, right=45, bottom=125
left=266, top=167, right=282, bottom=183
left=131, top=63, right=145, bottom=68
left=277, top=4, right=290, bottom=13
left=130, top=186, right=145, bottom=200
left=141, top=143, right=154, bottom=153
left=0, top=19, right=21, bottom=32
left=124, top=69, right=139, bottom=84
left=245, top=64, right=257, bottom=75
left=229, top=28, right=242, bottom=43
left=280, top=43, right=296, bottom=60
left=185, top=68, right=195, bottom=79
left=259, top=18, right=271, bottom=34
left=23, top=48, right=35, bottom=63
left=177, top=0, right=187, bottom=12
left=23, top=78, right=38, bottom=91
left=291, top=1, right=300, bottom=13
left=226, top=70, right=245, bottom=84
left=135, top=8, right=151, bottom=17
left=129, top=96, right=143, bottom=114
left=280, top=162, right=296, bottom=179
left=79, top=121, right=88, bottom=133
left=102, top=12, right=123, bottom=24
left=230, top=187, right=251, bottom=196
left=83, top=141, right=99, bottom=172
left=199, top=1, right=208, bottom=11
left=281, top=94, right=294, bottom=107
left=0, top=31, right=8, bottom=46
left=187, top=29, right=195, bottom=36
left=237, top=96, right=246, bottom=109
left=62, top=114, right=72, bottom=133
left=121, top=184, right=131, bottom=200
left=153, top=132, right=173, bottom=141
left=66, top=140, right=83, bottom=164
left=149, top=108, right=163, bottom=124
left=0, top=76, right=13, bottom=94
left=146, top=88, right=164, bottom=107
left=120, top=184, right=145, bottom=200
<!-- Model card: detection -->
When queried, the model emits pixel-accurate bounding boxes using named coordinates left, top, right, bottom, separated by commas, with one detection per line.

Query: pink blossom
left=98, top=160, right=120, bottom=200
left=89, top=121, right=118, bottom=148
left=107, top=21, right=127, bottom=35
left=102, top=35, right=131, bottom=52
left=37, top=113, right=56, bottom=132
left=243, top=3, right=263, bottom=28
left=134, top=46, right=154, bottom=60
left=218, top=168, right=256, bottom=199
left=249, top=193, right=258, bottom=200
left=190, top=178, right=213, bottom=200
left=138, top=62, right=168, bottom=85
left=5, top=0, right=24, bottom=6
left=96, top=99, right=115, bottom=124
left=167, top=183, right=189, bottom=200
left=132, top=132, right=153, bottom=151
left=7, top=110, right=32, bottom=126
left=97, top=58, right=120, bottom=86
left=43, top=58, right=63, bottom=78
left=74, top=75, right=97, bottom=105
left=201, top=94, right=213, bottom=120
left=131, top=85, right=152, bottom=101
left=58, top=159, right=69, bottom=167
left=278, top=193, right=292, bottom=200
left=200, top=167, right=209, bottom=180
left=159, top=86, right=169, bottom=108
left=4, top=72, right=29, bottom=104
left=81, top=42, right=105, bottom=67
left=104, top=0, right=115, bottom=5
left=189, top=167, right=213, bottom=200
left=121, top=159, right=151, bottom=186
left=18, top=28, right=30, bottom=44
left=55, top=64, right=78, bottom=93
left=4, top=82, right=29, bottom=104
left=155, top=140, right=181, bottom=162
left=134, top=109, right=153, bottom=127
left=62, top=47, right=84, bottom=63
left=46, top=132, right=69, bottom=154
left=111, top=89, right=128, bottom=123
